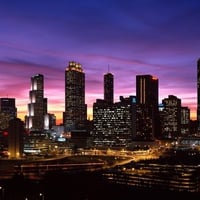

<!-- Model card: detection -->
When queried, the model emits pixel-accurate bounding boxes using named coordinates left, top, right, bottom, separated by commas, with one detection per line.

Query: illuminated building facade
left=45, top=113, right=56, bottom=130
left=181, top=106, right=190, bottom=136
left=92, top=96, right=136, bottom=147
left=63, top=61, right=87, bottom=132
left=0, top=98, right=17, bottom=130
left=161, top=95, right=181, bottom=139
left=25, top=74, right=47, bottom=130
left=0, top=98, right=16, bottom=119
left=93, top=99, right=115, bottom=146
left=104, top=72, right=114, bottom=104
left=136, top=75, right=159, bottom=140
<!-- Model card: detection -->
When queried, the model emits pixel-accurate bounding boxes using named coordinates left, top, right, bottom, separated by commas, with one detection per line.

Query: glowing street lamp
left=0, top=186, right=5, bottom=200
left=39, top=192, right=44, bottom=200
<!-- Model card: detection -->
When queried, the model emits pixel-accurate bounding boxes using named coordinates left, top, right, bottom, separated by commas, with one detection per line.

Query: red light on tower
left=25, top=129, right=30, bottom=135
left=3, top=131, right=8, bottom=136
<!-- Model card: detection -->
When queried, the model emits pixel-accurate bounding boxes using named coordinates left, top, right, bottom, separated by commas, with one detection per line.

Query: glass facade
left=63, top=61, right=87, bottom=132
left=136, top=75, right=159, bottom=139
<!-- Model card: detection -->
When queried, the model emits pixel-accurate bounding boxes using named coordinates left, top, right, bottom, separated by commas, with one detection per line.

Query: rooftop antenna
left=108, top=64, right=110, bottom=73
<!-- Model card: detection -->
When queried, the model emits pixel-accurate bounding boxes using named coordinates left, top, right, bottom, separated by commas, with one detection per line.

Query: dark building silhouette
left=190, top=119, right=198, bottom=135
left=136, top=74, right=160, bottom=140
left=8, top=118, right=24, bottom=158
left=104, top=72, right=114, bottom=104
left=0, top=98, right=16, bottom=149
left=63, top=61, right=87, bottom=132
left=197, top=58, right=200, bottom=133
left=63, top=61, right=88, bottom=148
left=0, top=98, right=17, bottom=119
left=0, top=98, right=17, bottom=130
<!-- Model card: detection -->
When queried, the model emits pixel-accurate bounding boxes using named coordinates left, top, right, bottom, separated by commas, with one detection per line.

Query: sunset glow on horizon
left=1, top=0, right=199, bottom=124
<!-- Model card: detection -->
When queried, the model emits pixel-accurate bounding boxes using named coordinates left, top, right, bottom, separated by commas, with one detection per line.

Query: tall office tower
left=26, top=74, right=46, bottom=130
left=0, top=98, right=17, bottom=149
left=104, top=72, right=114, bottom=104
left=136, top=74, right=160, bottom=140
left=8, top=118, right=24, bottom=158
left=92, top=96, right=136, bottom=147
left=162, top=95, right=181, bottom=139
left=63, top=61, right=87, bottom=132
left=181, top=106, right=190, bottom=136
left=0, top=98, right=17, bottom=119
left=197, top=58, right=200, bottom=133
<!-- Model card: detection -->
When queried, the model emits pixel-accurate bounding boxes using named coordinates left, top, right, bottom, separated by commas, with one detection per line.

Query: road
left=0, top=148, right=160, bottom=180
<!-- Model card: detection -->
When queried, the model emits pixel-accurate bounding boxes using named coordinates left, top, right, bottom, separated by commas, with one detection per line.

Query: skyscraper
left=162, top=95, right=181, bottom=139
left=25, top=74, right=47, bottom=130
left=63, top=61, right=87, bottom=132
left=93, top=96, right=136, bottom=147
left=0, top=98, right=17, bottom=119
left=8, top=118, right=24, bottom=158
left=136, top=75, right=158, bottom=105
left=197, top=58, right=200, bottom=133
left=104, top=72, right=114, bottom=104
left=181, top=106, right=190, bottom=136
left=136, top=74, right=160, bottom=139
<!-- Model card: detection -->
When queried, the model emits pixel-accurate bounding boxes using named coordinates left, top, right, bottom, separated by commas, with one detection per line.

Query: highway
left=0, top=148, right=160, bottom=180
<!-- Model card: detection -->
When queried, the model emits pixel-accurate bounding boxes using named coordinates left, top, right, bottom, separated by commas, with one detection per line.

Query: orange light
left=152, top=76, right=158, bottom=80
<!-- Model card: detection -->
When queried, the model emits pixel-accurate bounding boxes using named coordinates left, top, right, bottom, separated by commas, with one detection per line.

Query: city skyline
left=1, top=0, right=200, bottom=124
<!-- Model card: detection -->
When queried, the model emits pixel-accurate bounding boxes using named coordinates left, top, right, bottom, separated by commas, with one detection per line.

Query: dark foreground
left=0, top=170, right=200, bottom=200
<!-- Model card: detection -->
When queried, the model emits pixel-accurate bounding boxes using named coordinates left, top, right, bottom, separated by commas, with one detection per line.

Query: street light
left=39, top=192, right=44, bottom=200
left=0, top=186, right=5, bottom=200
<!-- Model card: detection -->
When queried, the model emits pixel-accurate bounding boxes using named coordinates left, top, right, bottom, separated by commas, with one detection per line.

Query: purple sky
left=0, top=0, right=199, bottom=123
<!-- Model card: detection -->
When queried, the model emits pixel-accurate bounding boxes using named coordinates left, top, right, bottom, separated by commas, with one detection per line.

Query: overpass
left=0, top=148, right=159, bottom=180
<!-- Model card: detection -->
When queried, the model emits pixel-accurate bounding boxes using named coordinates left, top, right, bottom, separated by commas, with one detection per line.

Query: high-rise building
left=0, top=98, right=17, bottom=130
left=181, top=106, right=190, bottom=136
left=63, top=61, right=87, bottom=132
left=0, top=98, right=17, bottom=119
left=161, top=95, right=181, bottom=139
left=104, top=72, right=114, bottom=104
left=8, top=118, right=24, bottom=158
left=136, top=74, right=160, bottom=139
left=197, top=58, right=200, bottom=133
left=92, top=96, right=136, bottom=147
left=25, top=74, right=47, bottom=130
